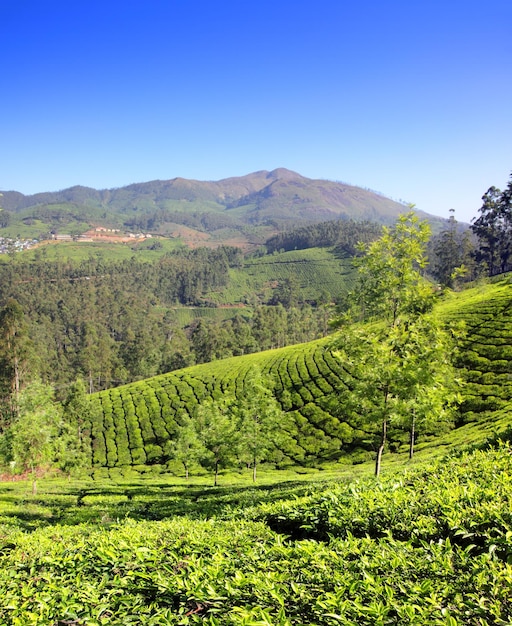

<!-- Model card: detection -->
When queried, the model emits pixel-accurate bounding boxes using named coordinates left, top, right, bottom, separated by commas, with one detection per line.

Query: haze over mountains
left=1, top=169, right=446, bottom=247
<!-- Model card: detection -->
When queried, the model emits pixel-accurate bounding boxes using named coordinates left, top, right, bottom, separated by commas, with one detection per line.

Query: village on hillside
left=0, top=228, right=153, bottom=254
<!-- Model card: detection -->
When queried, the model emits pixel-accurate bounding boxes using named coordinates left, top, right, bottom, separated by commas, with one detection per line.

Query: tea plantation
left=0, top=278, right=511, bottom=624
left=89, top=278, right=512, bottom=473
left=0, top=442, right=511, bottom=624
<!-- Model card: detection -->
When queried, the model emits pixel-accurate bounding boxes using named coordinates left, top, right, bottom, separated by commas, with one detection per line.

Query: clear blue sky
left=1, top=0, right=511, bottom=223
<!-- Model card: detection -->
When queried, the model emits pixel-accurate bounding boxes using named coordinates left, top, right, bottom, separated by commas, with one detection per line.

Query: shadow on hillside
left=0, top=478, right=337, bottom=531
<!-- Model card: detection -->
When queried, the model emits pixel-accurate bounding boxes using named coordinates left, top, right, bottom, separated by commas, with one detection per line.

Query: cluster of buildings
left=0, top=237, right=39, bottom=254
left=0, top=228, right=153, bottom=254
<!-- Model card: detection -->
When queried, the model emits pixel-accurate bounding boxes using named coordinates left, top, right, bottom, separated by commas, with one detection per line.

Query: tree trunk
left=409, top=411, right=416, bottom=460
left=214, top=459, right=219, bottom=486
left=375, top=417, right=387, bottom=477
left=13, top=353, right=20, bottom=398
left=252, top=454, right=257, bottom=483
left=31, top=465, right=37, bottom=495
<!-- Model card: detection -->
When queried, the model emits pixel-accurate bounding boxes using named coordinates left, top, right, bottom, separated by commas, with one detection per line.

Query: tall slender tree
left=334, top=213, right=460, bottom=476
left=471, top=175, right=512, bottom=275
left=0, top=299, right=33, bottom=422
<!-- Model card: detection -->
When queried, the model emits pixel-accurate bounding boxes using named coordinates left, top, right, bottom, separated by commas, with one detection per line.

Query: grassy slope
left=89, top=277, right=512, bottom=471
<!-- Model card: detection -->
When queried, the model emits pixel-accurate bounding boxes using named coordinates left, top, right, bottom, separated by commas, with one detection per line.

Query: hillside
left=89, top=278, right=512, bottom=473
left=0, top=169, right=442, bottom=247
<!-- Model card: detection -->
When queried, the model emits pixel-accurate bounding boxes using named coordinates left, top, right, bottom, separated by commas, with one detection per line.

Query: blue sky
left=1, top=0, right=511, bottom=223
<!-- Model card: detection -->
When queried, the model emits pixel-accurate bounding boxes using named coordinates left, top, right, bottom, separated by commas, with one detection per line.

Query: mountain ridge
left=1, top=168, right=410, bottom=218
left=0, top=169, right=445, bottom=247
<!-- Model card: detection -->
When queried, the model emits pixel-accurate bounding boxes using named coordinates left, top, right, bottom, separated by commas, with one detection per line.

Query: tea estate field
left=0, top=437, right=511, bottom=624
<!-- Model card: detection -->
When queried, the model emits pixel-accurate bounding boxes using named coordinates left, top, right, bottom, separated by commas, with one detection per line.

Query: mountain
left=0, top=169, right=442, bottom=246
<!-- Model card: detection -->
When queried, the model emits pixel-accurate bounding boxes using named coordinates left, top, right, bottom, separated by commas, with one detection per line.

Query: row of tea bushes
left=89, top=279, right=512, bottom=469
left=0, top=446, right=511, bottom=624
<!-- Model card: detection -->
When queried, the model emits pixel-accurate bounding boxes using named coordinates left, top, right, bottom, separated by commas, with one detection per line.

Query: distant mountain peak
left=266, top=168, right=304, bottom=181
left=0, top=170, right=444, bottom=246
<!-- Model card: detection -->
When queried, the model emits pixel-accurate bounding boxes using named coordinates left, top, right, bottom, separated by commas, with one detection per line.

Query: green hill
left=0, top=169, right=444, bottom=246
left=89, top=278, right=512, bottom=472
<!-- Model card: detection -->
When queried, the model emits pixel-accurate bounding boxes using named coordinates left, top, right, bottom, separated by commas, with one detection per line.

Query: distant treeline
left=0, top=248, right=331, bottom=396
left=265, top=219, right=382, bottom=254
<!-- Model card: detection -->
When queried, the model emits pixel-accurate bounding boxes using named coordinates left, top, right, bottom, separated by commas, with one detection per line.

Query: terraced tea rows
left=90, top=279, right=512, bottom=469
left=90, top=340, right=354, bottom=469
left=223, top=247, right=356, bottom=304
left=440, top=281, right=512, bottom=423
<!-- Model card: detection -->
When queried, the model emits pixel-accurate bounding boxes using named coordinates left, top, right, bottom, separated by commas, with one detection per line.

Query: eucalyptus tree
left=58, top=378, right=94, bottom=475
left=430, top=209, right=476, bottom=288
left=0, top=299, right=34, bottom=422
left=235, top=366, right=286, bottom=482
left=335, top=212, right=461, bottom=476
left=471, top=175, right=512, bottom=275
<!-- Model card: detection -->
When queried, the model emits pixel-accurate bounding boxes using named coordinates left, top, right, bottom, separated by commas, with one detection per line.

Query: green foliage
left=471, top=174, right=512, bottom=275
left=333, top=213, right=460, bottom=475
left=0, top=445, right=510, bottom=624
left=429, top=209, right=478, bottom=287
left=264, top=219, right=382, bottom=254
left=83, top=273, right=511, bottom=473
left=234, top=367, right=289, bottom=481
left=2, top=381, right=61, bottom=481
left=351, top=211, right=432, bottom=324
left=0, top=299, right=34, bottom=421
left=165, top=412, right=204, bottom=478
left=0, top=248, right=345, bottom=390
left=195, top=397, right=241, bottom=486
left=58, top=379, right=94, bottom=475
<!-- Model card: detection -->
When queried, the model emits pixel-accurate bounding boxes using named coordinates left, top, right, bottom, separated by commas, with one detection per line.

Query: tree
left=270, top=275, right=300, bottom=307
left=79, top=321, right=117, bottom=393
left=9, top=380, right=61, bottom=493
left=471, top=175, right=512, bottom=275
left=389, top=314, right=463, bottom=459
left=165, top=412, right=204, bottom=479
left=334, top=213, right=460, bottom=476
left=58, top=378, right=93, bottom=475
left=0, top=299, right=34, bottom=422
left=429, top=210, right=477, bottom=288
left=0, top=208, right=11, bottom=228
left=195, top=397, right=241, bottom=486
left=351, top=211, right=432, bottom=326
left=234, top=367, right=286, bottom=482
